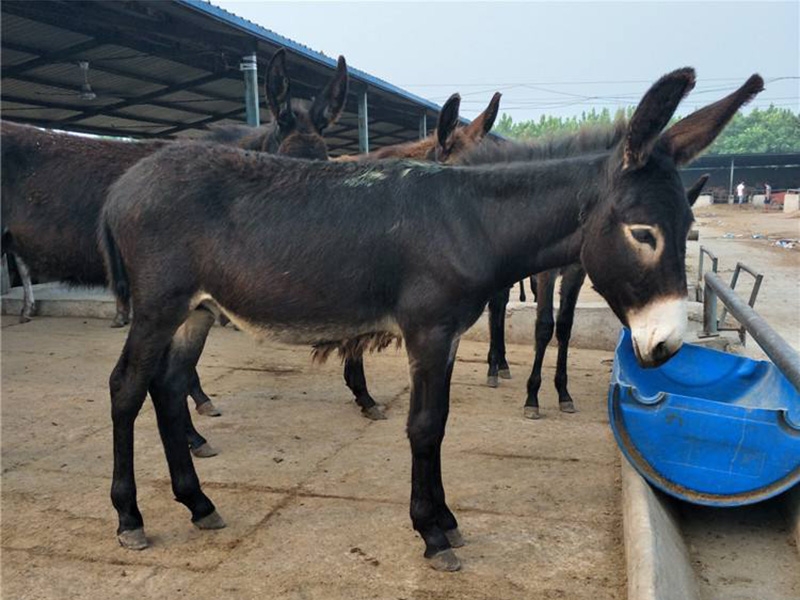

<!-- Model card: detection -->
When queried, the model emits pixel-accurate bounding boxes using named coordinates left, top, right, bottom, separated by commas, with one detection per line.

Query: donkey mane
left=461, top=120, right=627, bottom=165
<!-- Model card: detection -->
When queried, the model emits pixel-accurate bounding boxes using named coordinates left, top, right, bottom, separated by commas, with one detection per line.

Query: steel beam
left=240, top=53, right=260, bottom=127
left=358, top=91, right=369, bottom=154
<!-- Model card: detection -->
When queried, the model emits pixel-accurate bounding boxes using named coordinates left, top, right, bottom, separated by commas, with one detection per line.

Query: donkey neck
left=465, top=154, right=605, bottom=290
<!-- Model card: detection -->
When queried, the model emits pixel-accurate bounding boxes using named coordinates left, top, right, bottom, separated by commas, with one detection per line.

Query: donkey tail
left=99, top=219, right=130, bottom=308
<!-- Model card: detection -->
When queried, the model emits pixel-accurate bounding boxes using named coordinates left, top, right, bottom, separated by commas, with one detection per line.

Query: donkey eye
left=631, top=228, right=657, bottom=249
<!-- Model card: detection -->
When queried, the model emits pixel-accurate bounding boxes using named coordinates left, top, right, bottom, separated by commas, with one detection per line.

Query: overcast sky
left=213, top=1, right=799, bottom=122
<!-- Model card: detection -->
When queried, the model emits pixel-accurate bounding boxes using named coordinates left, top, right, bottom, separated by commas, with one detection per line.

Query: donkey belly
left=191, top=291, right=402, bottom=348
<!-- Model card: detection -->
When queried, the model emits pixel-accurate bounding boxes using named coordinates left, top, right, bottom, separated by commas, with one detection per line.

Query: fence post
left=702, top=278, right=719, bottom=338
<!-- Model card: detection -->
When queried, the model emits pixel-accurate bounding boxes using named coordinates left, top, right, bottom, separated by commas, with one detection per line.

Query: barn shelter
left=679, top=152, right=800, bottom=195
left=1, top=0, right=449, bottom=155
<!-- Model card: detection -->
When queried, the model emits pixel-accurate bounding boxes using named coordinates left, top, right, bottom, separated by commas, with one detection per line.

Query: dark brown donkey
left=1, top=48, right=347, bottom=450
left=99, top=69, right=762, bottom=570
left=332, top=91, right=501, bottom=420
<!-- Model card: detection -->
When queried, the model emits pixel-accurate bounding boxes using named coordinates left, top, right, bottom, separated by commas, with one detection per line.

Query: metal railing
left=702, top=270, right=800, bottom=392
left=718, top=262, right=763, bottom=336
left=696, top=246, right=719, bottom=303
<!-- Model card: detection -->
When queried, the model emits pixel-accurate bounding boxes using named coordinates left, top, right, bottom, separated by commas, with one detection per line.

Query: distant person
left=736, top=181, right=746, bottom=204
left=764, top=182, right=772, bottom=203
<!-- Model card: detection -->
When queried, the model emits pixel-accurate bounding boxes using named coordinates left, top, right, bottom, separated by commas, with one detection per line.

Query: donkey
left=1, top=48, right=348, bottom=451
left=99, top=69, right=762, bottom=570
left=332, top=91, right=501, bottom=420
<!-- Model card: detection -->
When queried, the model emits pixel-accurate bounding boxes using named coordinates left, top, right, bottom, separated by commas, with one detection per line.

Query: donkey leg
left=405, top=327, right=460, bottom=571
left=189, top=368, right=222, bottom=417
left=185, top=399, right=217, bottom=458
left=111, top=294, right=130, bottom=328
left=554, top=265, right=587, bottom=413
left=518, top=279, right=527, bottom=303
left=14, top=253, right=35, bottom=322
left=344, top=356, right=386, bottom=420
left=524, top=271, right=555, bottom=419
left=486, top=287, right=511, bottom=387
left=435, top=335, right=463, bottom=548
left=149, top=308, right=221, bottom=528
left=496, top=287, right=512, bottom=379
left=110, top=318, right=181, bottom=549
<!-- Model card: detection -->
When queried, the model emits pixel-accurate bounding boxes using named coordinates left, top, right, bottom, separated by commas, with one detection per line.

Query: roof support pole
left=358, top=91, right=369, bottom=154
left=419, top=111, right=427, bottom=140
left=240, top=53, right=260, bottom=127
left=728, top=158, right=735, bottom=203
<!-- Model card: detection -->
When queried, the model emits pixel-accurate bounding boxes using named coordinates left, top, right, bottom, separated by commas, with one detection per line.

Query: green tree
left=495, top=105, right=800, bottom=154
left=707, top=106, right=800, bottom=154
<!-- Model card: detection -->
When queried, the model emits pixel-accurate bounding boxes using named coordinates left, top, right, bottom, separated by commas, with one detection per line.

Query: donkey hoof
left=196, top=401, right=222, bottom=417
left=523, top=406, right=541, bottom=420
left=19, top=314, right=32, bottom=324
left=118, top=528, right=148, bottom=550
left=191, top=442, right=219, bottom=458
left=445, top=528, right=465, bottom=548
left=428, top=548, right=462, bottom=572
left=193, top=510, right=226, bottom=530
left=559, top=401, right=577, bottom=414
left=498, top=368, right=512, bottom=380
left=486, top=375, right=499, bottom=388
left=109, top=318, right=127, bottom=329
left=362, top=405, right=387, bottom=421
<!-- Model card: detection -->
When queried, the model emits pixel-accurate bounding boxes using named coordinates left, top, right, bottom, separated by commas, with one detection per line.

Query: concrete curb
left=621, top=458, right=700, bottom=600
left=781, top=485, right=800, bottom=559
left=3, top=284, right=704, bottom=353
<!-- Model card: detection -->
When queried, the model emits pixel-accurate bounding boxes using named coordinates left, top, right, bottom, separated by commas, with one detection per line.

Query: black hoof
left=109, top=318, right=127, bottom=328
left=362, top=405, right=387, bottom=420
left=445, top=528, right=465, bottom=548
left=498, top=368, right=512, bottom=380
left=523, top=406, right=541, bottom=420
left=559, top=401, right=577, bottom=413
left=196, top=400, right=222, bottom=417
left=191, top=442, right=219, bottom=458
left=428, top=548, right=461, bottom=572
left=486, top=375, right=499, bottom=388
left=118, top=528, right=147, bottom=550
left=193, top=510, right=226, bottom=530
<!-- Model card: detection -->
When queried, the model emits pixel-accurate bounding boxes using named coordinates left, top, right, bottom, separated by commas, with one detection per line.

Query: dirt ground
left=2, top=204, right=797, bottom=600
left=1, top=316, right=624, bottom=600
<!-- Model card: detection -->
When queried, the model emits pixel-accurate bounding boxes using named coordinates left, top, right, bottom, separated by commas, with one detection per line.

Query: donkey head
left=265, top=49, right=348, bottom=160
left=436, top=92, right=502, bottom=163
left=580, top=69, right=763, bottom=367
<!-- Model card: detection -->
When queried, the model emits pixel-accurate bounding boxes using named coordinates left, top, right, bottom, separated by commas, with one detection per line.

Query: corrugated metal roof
left=1, top=0, right=456, bottom=153
left=176, top=0, right=446, bottom=114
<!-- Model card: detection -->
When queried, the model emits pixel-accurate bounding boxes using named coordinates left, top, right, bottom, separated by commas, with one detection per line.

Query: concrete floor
left=1, top=316, right=624, bottom=600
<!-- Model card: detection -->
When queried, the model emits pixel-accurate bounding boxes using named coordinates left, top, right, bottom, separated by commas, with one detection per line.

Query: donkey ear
left=436, top=93, right=461, bottom=152
left=464, top=92, right=502, bottom=140
left=622, top=67, right=696, bottom=171
left=266, top=49, right=292, bottom=124
left=662, top=75, right=764, bottom=166
left=309, top=56, right=349, bottom=133
left=685, top=174, right=710, bottom=207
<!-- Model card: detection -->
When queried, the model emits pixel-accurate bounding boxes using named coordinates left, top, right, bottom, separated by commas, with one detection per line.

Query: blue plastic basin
left=609, top=328, right=800, bottom=506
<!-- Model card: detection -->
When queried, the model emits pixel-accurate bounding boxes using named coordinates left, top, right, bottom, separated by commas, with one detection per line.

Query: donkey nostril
left=652, top=341, right=671, bottom=364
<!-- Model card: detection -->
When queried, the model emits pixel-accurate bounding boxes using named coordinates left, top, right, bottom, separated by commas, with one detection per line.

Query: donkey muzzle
left=627, top=296, right=687, bottom=368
